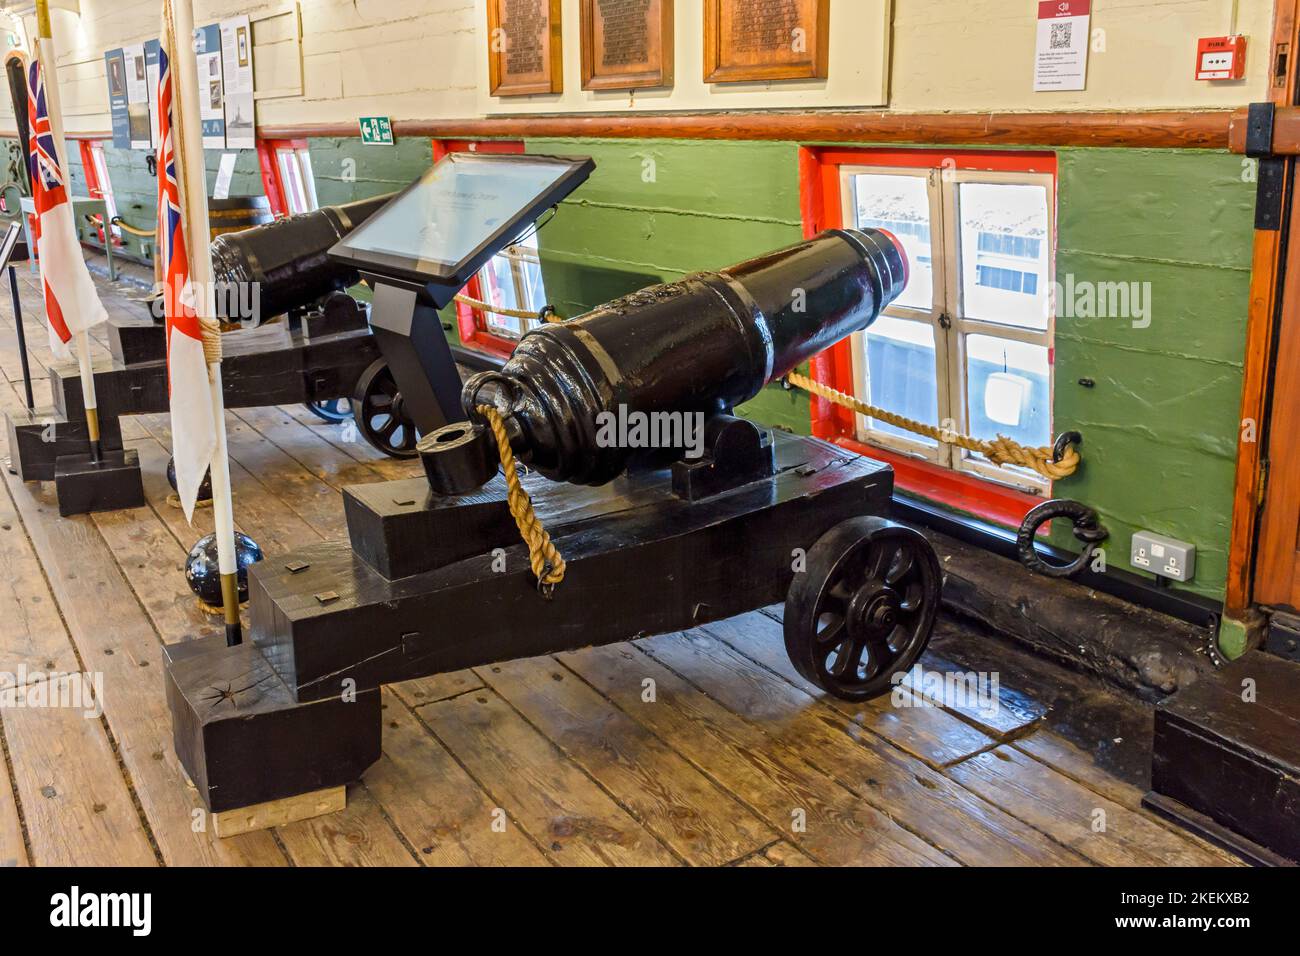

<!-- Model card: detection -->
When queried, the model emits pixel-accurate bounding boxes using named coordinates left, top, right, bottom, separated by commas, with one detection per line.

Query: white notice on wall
left=1034, top=0, right=1091, bottom=92
left=213, top=152, right=238, bottom=200
left=220, top=15, right=255, bottom=150
left=123, top=43, right=151, bottom=149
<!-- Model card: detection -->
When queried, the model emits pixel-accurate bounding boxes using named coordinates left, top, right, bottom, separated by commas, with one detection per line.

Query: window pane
left=958, top=182, right=1050, bottom=330
left=850, top=174, right=932, bottom=312
left=296, top=149, right=319, bottom=210
left=861, top=317, right=938, bottom=447
left=964, top=335, right=1050, bottom=456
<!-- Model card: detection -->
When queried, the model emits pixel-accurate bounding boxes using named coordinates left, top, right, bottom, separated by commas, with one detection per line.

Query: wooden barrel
left=207, top=196, right=274, bottom=239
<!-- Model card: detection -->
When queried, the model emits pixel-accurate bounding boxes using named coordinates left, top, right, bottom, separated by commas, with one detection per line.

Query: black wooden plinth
left=164, top=635, right=381, bottom=814
left=251, top=433, right=893, bottom=703
left=344, top=475, right=515, bottom=580
left=9, top=323, right=379, bottom=500
left=107, top=316, right=166, bottom=365
left=53, top=448, right=145, bottom=516
left=1149, top=651, right=1300, bottom=864
left=5, top=407, right=124, bottom=481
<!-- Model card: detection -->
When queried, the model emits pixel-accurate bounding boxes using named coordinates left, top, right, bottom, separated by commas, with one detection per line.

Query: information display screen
left=330, top=152, right=593, bottom=288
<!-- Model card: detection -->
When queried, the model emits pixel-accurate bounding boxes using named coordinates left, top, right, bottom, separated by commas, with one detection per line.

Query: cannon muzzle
left=434, top=228, right=905, bottom=490
left=210, top=192, right=395, bottom=319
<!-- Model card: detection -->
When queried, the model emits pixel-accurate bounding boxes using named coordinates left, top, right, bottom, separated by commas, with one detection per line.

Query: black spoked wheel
left=305, top=397, right=353, bottom=423
left=784, top=517, right=942, bottom=702
left=352, top=359, right=418, bottom=459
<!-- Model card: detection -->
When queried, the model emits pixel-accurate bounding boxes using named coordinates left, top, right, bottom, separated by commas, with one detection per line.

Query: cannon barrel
left=210, top=192, right=395, bottom=318
left=454, top=228, right=907, bottom=487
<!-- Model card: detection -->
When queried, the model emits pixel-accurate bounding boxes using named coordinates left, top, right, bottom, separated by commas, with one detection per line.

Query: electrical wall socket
left=1131, top=531, right=1196, bottom=582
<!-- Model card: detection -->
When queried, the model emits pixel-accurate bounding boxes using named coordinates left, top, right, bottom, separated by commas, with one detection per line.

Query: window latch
left=938, top=312, right=952, bottom=330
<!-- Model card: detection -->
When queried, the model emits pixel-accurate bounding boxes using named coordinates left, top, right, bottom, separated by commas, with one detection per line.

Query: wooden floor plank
left=945, top=746, right=1242, bottom=867
left=477, top=656, right=776, bottom=866
left=391, top=669, right=484, bottom=709
left=363, top=689, right=550, bottom=866
left=273, top=783, right=420, bottom=867
left=631, top=629, right=1088, bottom=866
left=2, top=467, right=287, bottom=866
left=419, top=689, right=680, bottom=866
left=133, top=416, right=325, bottom=558
left=736, top=841, right=818, bottom=867
left=560, top=642, right=956, bottom=866
left=0, top=477, right=80, bottom=677
left=0, top=675, right=157, bottom=867
left=275, top=403, right=424, bottom=481
left=691, top=613, right=996, bottom=767
left=0, top=725, right=29, bottom=866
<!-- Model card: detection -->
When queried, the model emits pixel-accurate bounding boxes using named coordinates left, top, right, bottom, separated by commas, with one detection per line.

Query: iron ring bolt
left=1016, top=499, right=1109, bottom=580
left=1053, top=430, right=1083, bottom=464
left=537, top=304, right=558, bottom=324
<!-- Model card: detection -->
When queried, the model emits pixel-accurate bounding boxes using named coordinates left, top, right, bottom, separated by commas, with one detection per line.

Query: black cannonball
left=184, top=531, right=264, bottom=607
left=166, top=456, right=213, bottom=502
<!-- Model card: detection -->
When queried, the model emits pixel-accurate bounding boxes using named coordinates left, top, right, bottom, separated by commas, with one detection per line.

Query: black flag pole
left=0, top=222, right=32, bottom=411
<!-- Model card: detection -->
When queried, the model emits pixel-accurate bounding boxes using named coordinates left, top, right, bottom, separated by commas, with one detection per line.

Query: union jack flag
left=26, top=59, right=106, bottom=358
left=157, top=26, right=216, bottom=522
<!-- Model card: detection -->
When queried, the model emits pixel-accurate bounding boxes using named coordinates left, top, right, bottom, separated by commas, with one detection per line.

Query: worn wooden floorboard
left=477, top=656, right=778, bottom=866
left=417, top=688, right=680, bottom=866
left=558, top=642, right=957, bottom=866
left=0, top=264, right=1230, bottom=867
left=2, top=466, right=287, bottom=866
left=697, top=612, right=997, bottom=768
left=624, top=629, right=1089, bottom=866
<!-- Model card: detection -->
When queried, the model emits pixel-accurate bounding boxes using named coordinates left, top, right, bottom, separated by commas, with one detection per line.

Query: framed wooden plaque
left=487, top=0, right=564, bottom=96
left=703, top=0, right=829, bottom=83
left=580, top=0, right=674, bottom=91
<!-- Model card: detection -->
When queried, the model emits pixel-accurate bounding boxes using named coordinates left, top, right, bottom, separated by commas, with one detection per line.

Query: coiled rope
left=476, top=403, right=566, bottom=593
left=785, top=371, right=1080, bottom=481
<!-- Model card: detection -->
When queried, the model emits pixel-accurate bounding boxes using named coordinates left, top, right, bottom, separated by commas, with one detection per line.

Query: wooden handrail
left=257, top=109, right=1241, bottom=150
left=3, top=109, right=1257, bottom=151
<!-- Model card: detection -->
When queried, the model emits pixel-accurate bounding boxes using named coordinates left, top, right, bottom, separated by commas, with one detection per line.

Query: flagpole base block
left=5, top=408, right=124, bottom=481
left=164, top=634, right=380, bottom=817
left=53, top=447, right=145, bottom=516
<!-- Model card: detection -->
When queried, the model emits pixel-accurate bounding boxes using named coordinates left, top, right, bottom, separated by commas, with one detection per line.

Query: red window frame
left=257, top=138, right=314, bottom=219
left=798, top=145, right=1057, bottom=528
left=432, top=138, right=529, bottom=359
left=76, top=138, right=121, bottom=248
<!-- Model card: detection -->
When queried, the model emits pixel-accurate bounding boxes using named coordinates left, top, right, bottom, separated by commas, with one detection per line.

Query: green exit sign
left=359, top=116, right=394, bottom=146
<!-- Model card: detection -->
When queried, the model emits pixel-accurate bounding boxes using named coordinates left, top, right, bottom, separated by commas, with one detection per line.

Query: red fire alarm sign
left=1195, top=35, right=1247, bottom=81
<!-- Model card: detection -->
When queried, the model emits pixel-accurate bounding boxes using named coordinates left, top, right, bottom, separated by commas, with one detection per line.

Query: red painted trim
left=77, top=139, right=107, bottom=246
left=799, top=144, right=1055, bottom=527
left=256, top=140, right=288, bottom=218
left=833, top=436, right=1040, bottom=528
left=434, top=137, right=527, bottom=359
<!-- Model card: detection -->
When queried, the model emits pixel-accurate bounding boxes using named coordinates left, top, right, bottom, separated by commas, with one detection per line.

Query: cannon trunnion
left=164, top=230, right=943, bottom=822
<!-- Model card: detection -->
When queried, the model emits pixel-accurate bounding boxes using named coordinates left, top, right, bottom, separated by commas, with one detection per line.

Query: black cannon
left=165, top=221, right=945, bottom=820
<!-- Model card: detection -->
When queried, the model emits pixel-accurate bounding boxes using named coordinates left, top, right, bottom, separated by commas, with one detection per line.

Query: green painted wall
left=19, top=134, right=1252, bottom=601
left=515, top=138, right=1254, bottom=602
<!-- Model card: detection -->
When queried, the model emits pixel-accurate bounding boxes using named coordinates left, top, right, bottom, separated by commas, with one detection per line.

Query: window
left=275, top=144, right=318, bottom=214
left=433, top=139, right=552, bottom=357
left=477, top=231, right=548, bottom=338
left=840, top=161, right=1055, bottom=495
left=78, top=139, right=121, bottom=244
left=257, top=139, right=318, bottom=217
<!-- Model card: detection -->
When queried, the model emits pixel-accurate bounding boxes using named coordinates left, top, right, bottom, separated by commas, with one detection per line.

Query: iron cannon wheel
left=784, top=517, right=942, bottom=702
left=352, top=359, right=419, bottom=459
left=305, top=397, right=353, bottom=424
